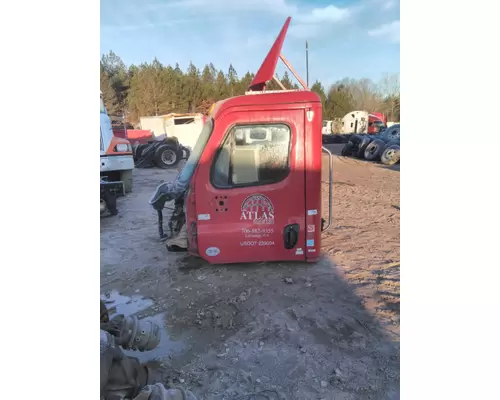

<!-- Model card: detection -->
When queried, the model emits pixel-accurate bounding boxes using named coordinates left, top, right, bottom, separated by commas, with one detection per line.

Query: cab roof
left=210, top=90, right=321, bottom=119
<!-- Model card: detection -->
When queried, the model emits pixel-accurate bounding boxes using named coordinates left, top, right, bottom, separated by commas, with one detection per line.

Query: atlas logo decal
left=240, top=194, right=275, bottom=225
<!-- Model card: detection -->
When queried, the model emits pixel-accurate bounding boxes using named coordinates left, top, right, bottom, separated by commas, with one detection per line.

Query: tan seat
left=232, top=146, right=259, bottom=184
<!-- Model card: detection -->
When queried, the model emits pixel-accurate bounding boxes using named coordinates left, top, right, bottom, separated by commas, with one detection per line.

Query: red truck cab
left=171, top=17, right=333, bottom=265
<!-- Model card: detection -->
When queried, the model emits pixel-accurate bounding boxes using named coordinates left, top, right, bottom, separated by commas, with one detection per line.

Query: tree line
left=101, top=51, right=400, bottom=125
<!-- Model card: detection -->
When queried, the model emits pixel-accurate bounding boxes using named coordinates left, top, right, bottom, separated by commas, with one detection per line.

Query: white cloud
left=103, top=1, right=359, bottom=44
left=295, top=5, right=351, bottom=24
left=146, top=0, right=351, bottom=25
left=368, top=20, right=400, bottom=43
left=288, top=4, right=351, bottom=38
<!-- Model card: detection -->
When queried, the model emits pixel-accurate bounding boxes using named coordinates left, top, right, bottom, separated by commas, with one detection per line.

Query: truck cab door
left=193, top=108, right=306, bottom=264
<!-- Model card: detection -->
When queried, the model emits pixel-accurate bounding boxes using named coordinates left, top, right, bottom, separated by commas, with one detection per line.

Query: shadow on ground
left=100, top=158, right=400, bottom=399
left=154, top=254, right=401, bottom=400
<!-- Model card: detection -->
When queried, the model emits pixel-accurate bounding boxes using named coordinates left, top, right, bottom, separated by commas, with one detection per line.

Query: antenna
left=306, top=40, right=309, bottom=87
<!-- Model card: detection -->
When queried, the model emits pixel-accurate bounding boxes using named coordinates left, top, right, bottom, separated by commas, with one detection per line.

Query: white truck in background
left=139, top=113, right=205, bottom=151
left=100, top=92, right=134, bottom=192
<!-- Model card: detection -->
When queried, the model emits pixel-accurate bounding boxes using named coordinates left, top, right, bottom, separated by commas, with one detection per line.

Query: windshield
left=176, top=118, right=214, bottom=185
left=100, top=97, right=107, bottom=114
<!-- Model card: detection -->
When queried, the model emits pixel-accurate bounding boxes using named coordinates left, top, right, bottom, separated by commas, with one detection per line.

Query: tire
left=356, top=136, right=372, bottom=158
left=382, top=139, right=400, bottom=152
left=120, top=170, right=133, bottom=193
left=323, top=134, right=336, bottom=144
left=341, top=141, right=354, bottom=156
left=154, top=144, right=180, bottom=168
left=348, top=134, right=363, bottom=156
left=381, top=144, right=400, bottom=165
left=183, top=147, right=191, bottom=160
left=350, top=134, right=363, bottom=146
left=380, top=135, right=399, bottom=144
left=134, top=144, right=148, bottom=161
left=100, top=300, right=109, bottom=323
left=364, top=138, right=386, bottom=161
left=381, top=124, right=400, bottom=141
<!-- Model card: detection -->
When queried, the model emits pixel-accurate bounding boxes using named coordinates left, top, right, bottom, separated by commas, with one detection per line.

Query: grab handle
left=321, top=146, right=333, bottom=231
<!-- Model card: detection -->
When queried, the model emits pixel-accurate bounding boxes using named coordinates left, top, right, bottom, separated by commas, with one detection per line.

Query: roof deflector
left=248, top=17, right=309, bottom=92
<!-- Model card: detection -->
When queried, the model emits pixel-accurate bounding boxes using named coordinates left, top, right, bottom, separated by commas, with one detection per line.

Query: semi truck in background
left=322, top=111, right=387, bottom=135
left=100, top=92, right=135, bottom=193
left=139, top=113, right=206, bottom=149
left=111, top=113, right=206, bottom=153
left=340, top=111, right=387, bottom=134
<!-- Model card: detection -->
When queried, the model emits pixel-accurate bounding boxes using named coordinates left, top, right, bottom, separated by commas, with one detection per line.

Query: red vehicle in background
left=111, top=118, right=151, bottom=143
left=368, top=113, right=387, bottom=134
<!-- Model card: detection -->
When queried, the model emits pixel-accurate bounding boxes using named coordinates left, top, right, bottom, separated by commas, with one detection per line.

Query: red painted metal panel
left=248, top=17, right=291, bottom=91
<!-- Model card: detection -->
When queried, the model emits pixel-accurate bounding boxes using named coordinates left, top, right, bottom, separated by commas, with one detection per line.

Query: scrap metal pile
left=340, top=124, right=400, bottom=165
left=100, top=300, right=197, bottom=400
left=100, top=179, right=125, bottom=217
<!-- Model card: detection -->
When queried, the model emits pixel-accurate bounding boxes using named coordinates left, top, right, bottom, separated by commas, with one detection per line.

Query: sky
left=100, top=0, right=400, bottom=88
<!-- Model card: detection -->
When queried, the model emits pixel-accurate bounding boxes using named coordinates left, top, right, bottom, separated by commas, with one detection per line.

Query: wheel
left=356, top=136, right=372, bottom=158
left=380, top=135, right=398, bottom=144
left=322, top=134, right=334, bottom=144
left=341, top=141, right=354, bottom=156
left=348, top=135, right=363, bottom=155
left=120, top=170, right=133, bottom=193
left=134, top=144, right=148, bottom=161
left=350, top=134, right=363, bottom=146
left=100, top=300, right=109, bottom=323
left=381, top=124, right=400, bottom=141
left=332, top=134, right=345, bottom=144
left=381, top=144, right=400, bottom=165
left=182, top=147, right=191, bottom=160
left=364, top=138, right=386, bottom=161
left=382, top=139, right=400, bottom=152
left=154, top=144, right=181, bottom=168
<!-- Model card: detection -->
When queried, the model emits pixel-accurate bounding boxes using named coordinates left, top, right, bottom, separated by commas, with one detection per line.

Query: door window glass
left=211, top=124, right=291, bottom=188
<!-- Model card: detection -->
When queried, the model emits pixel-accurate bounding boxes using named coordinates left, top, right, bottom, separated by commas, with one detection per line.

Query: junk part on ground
left=100, top=301, right=198, bottom=400
left=100, top=179, right=125, bottom=216
left=148, top=16, right=334, bottom=265
left=341, top=123, right=400, bottom=165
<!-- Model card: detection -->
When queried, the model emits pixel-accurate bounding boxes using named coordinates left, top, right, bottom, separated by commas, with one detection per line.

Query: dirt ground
left=100, top=144, right=400, bottom=400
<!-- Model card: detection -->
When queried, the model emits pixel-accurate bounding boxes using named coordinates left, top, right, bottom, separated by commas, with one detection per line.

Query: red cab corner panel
left=107, top=136, right=133, bottom=155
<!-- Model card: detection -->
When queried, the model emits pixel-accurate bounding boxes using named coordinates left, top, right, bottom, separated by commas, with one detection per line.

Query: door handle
left=283, top=224, right=299, bottom=249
